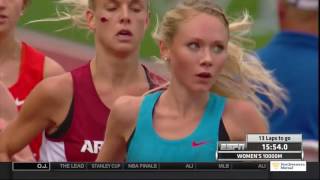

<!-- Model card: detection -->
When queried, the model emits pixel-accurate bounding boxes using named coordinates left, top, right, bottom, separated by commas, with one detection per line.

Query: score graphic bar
left=217, top=134, right=303, bottom=161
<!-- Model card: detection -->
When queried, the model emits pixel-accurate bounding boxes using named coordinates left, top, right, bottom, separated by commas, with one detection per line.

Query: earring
left=163, top=57, right=169, bottom=61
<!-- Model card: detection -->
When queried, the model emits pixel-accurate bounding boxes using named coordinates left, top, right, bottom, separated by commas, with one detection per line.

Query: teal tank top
left=127, top=91, right=226, bottom=162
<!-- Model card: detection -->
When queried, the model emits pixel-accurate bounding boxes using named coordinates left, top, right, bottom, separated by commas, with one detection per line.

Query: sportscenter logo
left=270, top=161, right=306, bottom=171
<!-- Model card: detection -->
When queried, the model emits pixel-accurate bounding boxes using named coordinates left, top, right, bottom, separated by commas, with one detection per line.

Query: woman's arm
left=0, top=75, right=72, bottom=161
left=0, top=82, right=34, bottom=161
left=96, top=96, right=142, bottom=162
left=0, top=81, right=17, bottom=121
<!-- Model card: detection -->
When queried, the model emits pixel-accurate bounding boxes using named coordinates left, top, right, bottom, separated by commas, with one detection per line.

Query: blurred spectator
left=258, top=0, right=318, bottom=141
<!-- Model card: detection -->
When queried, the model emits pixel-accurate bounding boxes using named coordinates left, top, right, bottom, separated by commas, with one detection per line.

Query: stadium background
left=16, top=0, right=279, bottom=73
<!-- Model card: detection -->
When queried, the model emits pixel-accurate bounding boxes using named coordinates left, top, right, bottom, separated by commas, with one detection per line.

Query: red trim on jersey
left=8, top=42, right=45, bottom=161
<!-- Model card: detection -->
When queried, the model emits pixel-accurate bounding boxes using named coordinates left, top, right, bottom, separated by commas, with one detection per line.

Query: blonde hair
left=53, top=0, right=92, bottom=30
left=35, top=0, right=151, bottom=30
left=153, top=0, right=288, bottom=116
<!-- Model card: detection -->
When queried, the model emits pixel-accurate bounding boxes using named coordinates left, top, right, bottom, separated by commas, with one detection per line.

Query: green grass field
left=18, top=0, right=276, bottom=58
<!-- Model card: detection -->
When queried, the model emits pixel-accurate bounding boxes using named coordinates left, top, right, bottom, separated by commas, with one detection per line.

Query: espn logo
left=219, top=142, right=246, bottom=151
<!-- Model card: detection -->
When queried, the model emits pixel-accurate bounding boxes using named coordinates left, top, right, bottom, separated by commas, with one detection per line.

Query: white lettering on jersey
left=80, top=140, right=104, bottom=154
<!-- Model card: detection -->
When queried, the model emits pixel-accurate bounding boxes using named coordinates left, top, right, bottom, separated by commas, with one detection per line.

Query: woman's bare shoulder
left=111, top=96, right=144, bottom=124
left=223, top=98, right=268, bottom=141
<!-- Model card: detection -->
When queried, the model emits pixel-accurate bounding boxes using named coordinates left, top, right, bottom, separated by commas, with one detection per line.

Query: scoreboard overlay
left=216, top=134, right=303, bottom=161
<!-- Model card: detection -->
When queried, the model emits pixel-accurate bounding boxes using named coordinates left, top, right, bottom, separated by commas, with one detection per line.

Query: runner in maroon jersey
left=0, top=0, right=64, bottom=161
left=0, top=0, right=165, bottom=162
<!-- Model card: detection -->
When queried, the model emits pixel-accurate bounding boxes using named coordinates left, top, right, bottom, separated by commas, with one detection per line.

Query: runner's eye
left=187, top=42, right=200, bottom=51
left=212, top=44, right=225, bottom=54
